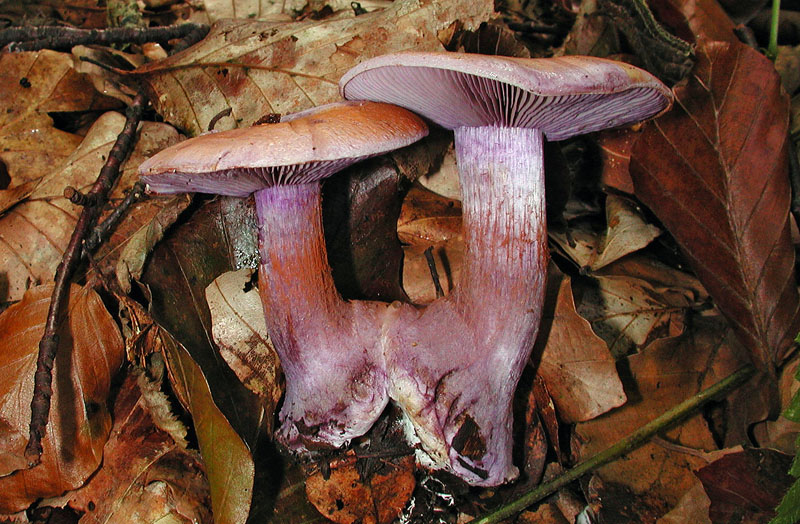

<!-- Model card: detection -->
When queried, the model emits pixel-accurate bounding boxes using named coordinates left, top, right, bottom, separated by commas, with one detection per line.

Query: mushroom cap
left=139, top=100, right=428, bottom=197
left=339, top=52, right=672, bottom=140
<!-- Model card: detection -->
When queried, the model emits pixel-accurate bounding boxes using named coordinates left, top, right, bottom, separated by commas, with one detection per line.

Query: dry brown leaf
left=110, top=194, right=193, bottom=293
left=596, top=128, right=637, bottom=194
left=536, top=275, right=626, bottom=423
left=206, top=268, right=282, bottom=428
left=574, top=315, right=750, bottom=514
left=0, top=50, right=118, bottom=211
left=132, top=0, right=494, bottom=136
left=752, top=358, right=800, bottom=454
left=415, top=140, right=461, bottom=200
left=0, top=112, right=181, bottom=302
left=305, top=454, right=415, bottom=524
left=397, top=184, right=462, bottom=246
left=0, top=283, right=124, bottom=513
left=49, top=370, right=211, bottom=524
left=550, top=195, right=661, bottom=271
left=656, top=480, right=712, bottom=524
left=631, top=40, right=800, bottom=373
left=575, top=274, right=695, bottom=358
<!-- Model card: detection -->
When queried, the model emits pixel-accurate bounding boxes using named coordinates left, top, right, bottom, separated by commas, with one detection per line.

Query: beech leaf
left=536, top=274, right=626, bottom=423
left=131, top=0, right=494, bottom=136
left=51, top=370, right=212, bottom=523
left=0, top=284, right=124, bottom=513
left=630, top=40, right=800, bottom=372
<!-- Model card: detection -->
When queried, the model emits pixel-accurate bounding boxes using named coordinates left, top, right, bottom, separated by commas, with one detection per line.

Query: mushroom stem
left=254, top=183, right=389, bottom=450
left=386, top=126, right=547, bottom=486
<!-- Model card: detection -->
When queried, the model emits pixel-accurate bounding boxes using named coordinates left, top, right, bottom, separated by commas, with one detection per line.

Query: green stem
left=767, top=0, right=781, bottom=61
left=467, top=365, right=756, bottom=524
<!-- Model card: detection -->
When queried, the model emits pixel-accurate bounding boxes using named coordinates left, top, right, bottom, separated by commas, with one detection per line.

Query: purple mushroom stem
left=138, top=101, right=428, bottom=452
left=340, top=51, right=673, bottom=485
left=254, top=182, right=389, bottom=449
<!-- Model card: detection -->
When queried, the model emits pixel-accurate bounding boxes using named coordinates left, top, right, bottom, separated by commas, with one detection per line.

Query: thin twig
left=467, top=365, right=756, bottom=524
left=2, top=24, right=208, bottom=52
left=423, top=246, right=445, bottom=298
left=24, top=92, right=148, bottom=466
left=84, top=181, right=146, bottom=255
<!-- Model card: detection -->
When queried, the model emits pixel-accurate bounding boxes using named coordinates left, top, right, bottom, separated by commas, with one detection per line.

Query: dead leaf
left=50, top=369, right=212, bottom=524
left=574, top=274, right=695, bottom=358
left=574, top=315, right=751, bottom=513
left=131, top=0, right=494, bottom=136
left=160, top=331, right=255, bottom=524
left=550, top=194, right=661, bottom=271
left=305, top=454, right=415, bottom=524
left=696, top=448, right=793, bottom=524
left=558, top=0, right=619, bottom=58
left=536, top=275, right=626, bottom=423
left=657, top=480, right=712, bottom=524
left=631, top=40, right=800, bottom=372
left=596, top=128, right=638, bottom=194
left=752, top=358, right=800, bottom=454
left=0, top=112, right=181, bottom=303
left=206, top=268, right=283, bottom=429
left=656, top=0, right=737, bottom=44
left=110, top=194, right=193, bottom=293
left=0, top=50, right=118, bottom=210
left=415, top=140, right=461, bottom=201
left=0, top=283, right=124, bottom=513
left=397, top=184, right=462, bottom=246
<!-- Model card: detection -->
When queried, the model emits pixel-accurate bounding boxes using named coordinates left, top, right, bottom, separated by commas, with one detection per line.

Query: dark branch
left=24, top=92, right=148, bottom=466
left=424, top=246, right=445, bottom=299
left=1, top=24, right=208, bottom=52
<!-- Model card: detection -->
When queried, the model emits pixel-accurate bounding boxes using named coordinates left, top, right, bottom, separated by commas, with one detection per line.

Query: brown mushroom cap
left=339, top=52, right=672, bottom=140
left=139, top=100, right=428, bottom=197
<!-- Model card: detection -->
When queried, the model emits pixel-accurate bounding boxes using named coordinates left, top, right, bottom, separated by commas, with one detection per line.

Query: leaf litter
left=1, top=0, right=800, bottom=522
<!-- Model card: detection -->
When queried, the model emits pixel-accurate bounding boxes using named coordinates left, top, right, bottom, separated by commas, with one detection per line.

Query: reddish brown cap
left=339, top=52, right=672, bottom=140
left=139, top=101, right=428, bottom=197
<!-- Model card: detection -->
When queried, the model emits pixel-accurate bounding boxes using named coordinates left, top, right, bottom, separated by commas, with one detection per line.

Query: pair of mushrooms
left=140, top=52, right=672, bottom=486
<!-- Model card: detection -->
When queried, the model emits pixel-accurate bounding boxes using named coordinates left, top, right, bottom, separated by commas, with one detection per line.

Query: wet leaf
left=696, top=448, right=793, bottom=524
left=206, top=268, right=283, bottom=430
left=631, top=40, right=800, bottom=372
left=305, top=454, right=415, bottom=524
left=0, top=284, right=124, bottom=513
left=131, top=0, right=494, bottom=136
left=51, top=369, right=212, bottom=523
left=536, top=274, right=626, bottom=423
left=575, top=315, right=751, bottom=513
left=0, top=112, right=181, bottom=303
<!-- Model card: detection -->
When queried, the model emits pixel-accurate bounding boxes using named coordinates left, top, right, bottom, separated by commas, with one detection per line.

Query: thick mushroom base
left=255, top=184, right=390, bottom=451
left=385, top=126, right=548, bottom=486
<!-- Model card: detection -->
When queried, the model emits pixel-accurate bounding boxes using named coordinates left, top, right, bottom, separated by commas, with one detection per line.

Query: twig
left=1, top=24, right=208, bottom=52
left=84, top=181, right=146, bottom=255
left=24, top=92, right=148, bottom=466
left=423, top=246, right=445, bottom=298
left=467, top=365, right=756, bottom=524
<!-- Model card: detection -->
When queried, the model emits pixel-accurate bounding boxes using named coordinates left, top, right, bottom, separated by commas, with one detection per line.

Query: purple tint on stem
left=254, top=183, right=390, bottom=450
left=384, top=126, right=547, bottom=485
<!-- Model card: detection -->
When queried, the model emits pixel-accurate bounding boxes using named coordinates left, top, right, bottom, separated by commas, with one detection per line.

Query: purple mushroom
left=138, top=101, right=428, bottom=451
left=340, top=53, right=672, bottom=485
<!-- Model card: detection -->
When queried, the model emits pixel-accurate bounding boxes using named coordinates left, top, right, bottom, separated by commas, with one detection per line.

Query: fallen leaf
left=50, top=369, right=212, bottom=524
left=549, top=194, right=661, bottom=271
left=305, top=454, right=415, bottom=524
left=574, top=274, right=695, bottom=358
left=402, top=240, right=464, bottom=304
left=596, top=128, right=638, bottom=194
left=206, top=268, right=283, bottom=430
left=696, top=448, right=793, bottom=524
left=0, top=112, right=181, bottom=303
left=536, top=274, right=626, bottom=423
left=631, top=40, right=800, bottom=372
left=752, top=358, right=800, bottom=454
left=185, top=0, right=297, bottom=25
left=397, top=184, right=462, bottom=246
left=558, top=0, right=619, bottom=57
left=0, top=50, right=118, bottom=211
left=656, top=0, right=737, bottom=44
left=160, top=331, right=254, bottom=524
left=131, top=0, right=494, bottom=136
left=415, top=140, right=461, bottom=200
left=0, top=283, right=124, bottom=513
left=657, top=480, right=712, bottom=524
left=575, top=315, right=751, bottom=513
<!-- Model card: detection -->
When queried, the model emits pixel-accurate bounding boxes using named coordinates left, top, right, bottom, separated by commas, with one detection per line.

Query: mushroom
left=340, top=53, right=672, bottom=485
left=138, top=101, right=428, bottom=451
